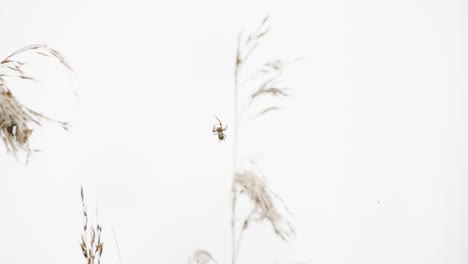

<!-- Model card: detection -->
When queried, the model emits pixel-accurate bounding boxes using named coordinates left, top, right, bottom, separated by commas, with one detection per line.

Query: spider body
left=212, top=116, right=228, bottom=142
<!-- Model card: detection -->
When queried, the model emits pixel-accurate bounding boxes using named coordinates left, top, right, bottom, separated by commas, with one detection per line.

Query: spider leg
left=214, top=115, right=222, bottom=126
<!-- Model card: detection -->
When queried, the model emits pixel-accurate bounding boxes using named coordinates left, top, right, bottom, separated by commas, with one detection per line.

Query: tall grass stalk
left=231, top=16, right=296, bottom=264
left=190, top=16, right=299, bottom=264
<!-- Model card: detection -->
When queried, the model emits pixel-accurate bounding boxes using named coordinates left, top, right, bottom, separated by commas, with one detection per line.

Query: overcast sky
left=0, top=0, right=467, bottom=263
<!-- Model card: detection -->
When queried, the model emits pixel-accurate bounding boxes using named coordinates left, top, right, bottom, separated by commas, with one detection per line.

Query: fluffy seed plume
left=235, top=16, right=298, bottom=118
left=0, top=44, right=71, bottom=158
left=188, top=250, right=217, bottom=264
left=234, top=161, right=295, bottom=241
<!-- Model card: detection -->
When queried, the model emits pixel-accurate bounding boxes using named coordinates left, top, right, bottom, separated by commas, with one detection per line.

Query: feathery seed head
left=234, top=161, right=295, bottom=241
left=0, top=44, right=71, bottom=158
left=188, top=250, right=217, bottom=264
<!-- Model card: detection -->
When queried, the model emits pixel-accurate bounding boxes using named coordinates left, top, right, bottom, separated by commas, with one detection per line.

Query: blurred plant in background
left=231, top=16, right=298, bottom=264
left=0, top=44, right=71, bottom=159
left=191, top=16, right=300, bottom=264
left=188, top=250, right=218, bottom=264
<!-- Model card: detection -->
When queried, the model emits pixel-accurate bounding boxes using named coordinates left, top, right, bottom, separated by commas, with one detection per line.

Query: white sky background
left=0, top=0, right=467, bottom=263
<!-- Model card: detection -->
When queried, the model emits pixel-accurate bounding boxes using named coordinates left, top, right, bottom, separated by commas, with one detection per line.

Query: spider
left=212, top=115, right=228, bottom=142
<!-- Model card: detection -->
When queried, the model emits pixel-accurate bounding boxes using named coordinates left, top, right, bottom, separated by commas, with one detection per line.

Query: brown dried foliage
left=235, top=16, right=296, bottom=118
left=80, top=187, right=103, bottom=264
left=0, top=44, right=71, bottom=158
left=230, top=16, right=298, bottom=264
left=234, top=163, right=295, bottom=241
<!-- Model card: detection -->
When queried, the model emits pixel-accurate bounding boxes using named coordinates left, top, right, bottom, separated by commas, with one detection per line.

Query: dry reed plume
left=185, top=16, right=299, bottom=264
left=234, top=160, right=294, bottom=242
left=230, top=16, right=298, bottom=264
left=80, top=186, right=104, bottom=264
left=0, top=44, right=71, bottom=158
left=188, top=250, right=218, bottom=264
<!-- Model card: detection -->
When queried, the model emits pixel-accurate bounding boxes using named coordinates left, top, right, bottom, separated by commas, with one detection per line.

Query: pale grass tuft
left=188, top=16, right=300, bottom=264
left=0, top=44, right=71, bottom=158
left=80, top=186, right=103, bottom=264
left=188, top=250, right=217, bottom=264
left=234, top=160, right=295, bottom=241
left=230, top=16, right=300, bottom=264
left=235, top=16, right=299, bottom=118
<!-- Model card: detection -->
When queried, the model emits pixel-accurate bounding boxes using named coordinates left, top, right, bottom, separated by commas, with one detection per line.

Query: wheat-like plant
left=80, top=186, right=104, bottom=264
left=0, top=44, right=71, bottom=158
left=231, top=16, right=297, bottom=264
left=188, top=16, right=299, bottom=264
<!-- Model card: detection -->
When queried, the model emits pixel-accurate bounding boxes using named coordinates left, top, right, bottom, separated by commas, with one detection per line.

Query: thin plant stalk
left=231, top=31, right=242, bottom=264
left=230, top=16, right=296, bottom=264
left=112, top=225, right=123, bottom=264
left=233, top=209, right=255, bottom=261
